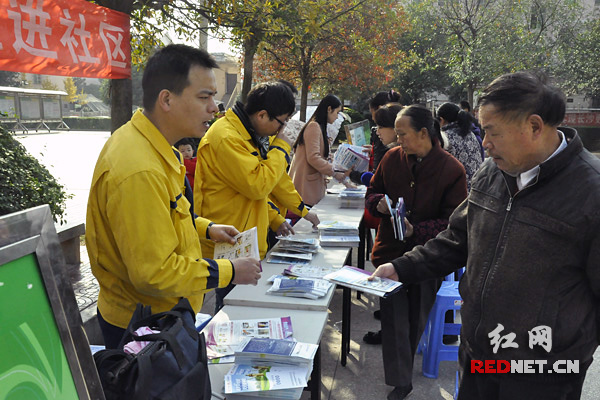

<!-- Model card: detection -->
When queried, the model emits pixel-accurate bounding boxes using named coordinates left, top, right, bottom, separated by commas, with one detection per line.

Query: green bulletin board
left=0, top=253, right=79, bottom=399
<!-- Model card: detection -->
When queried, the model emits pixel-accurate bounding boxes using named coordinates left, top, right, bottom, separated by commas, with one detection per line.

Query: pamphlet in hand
left=384, top=195, right=407, bottom=240
left=332, top=143, right=369, bottom=173
left=214, top=226, right=260, bottom=260
left=324, top=265, right=403, bottom=298
left=204, top=315, right=294, bottom=361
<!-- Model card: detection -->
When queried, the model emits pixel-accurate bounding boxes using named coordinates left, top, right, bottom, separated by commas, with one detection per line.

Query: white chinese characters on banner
left=99, top=22, right=127, bottom=69
left=488, top=324, right=553, bottom=354
left=0, top=0, right=130, bottom=79
left=60, top=9, right=100, bottom=64
left=8, top=0, right=58, bottom=59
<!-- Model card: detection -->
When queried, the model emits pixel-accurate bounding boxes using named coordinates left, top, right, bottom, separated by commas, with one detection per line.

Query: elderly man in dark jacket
left=371, top=72, right=600, bottom=400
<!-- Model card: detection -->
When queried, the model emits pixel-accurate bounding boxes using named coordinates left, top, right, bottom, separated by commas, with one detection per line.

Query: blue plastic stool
left=420, top=281, right=462, bottom=378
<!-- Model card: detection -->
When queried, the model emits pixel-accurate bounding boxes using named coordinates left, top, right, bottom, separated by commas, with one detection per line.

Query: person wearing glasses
left=289, top=94, right=352, bottom=206
left=194, top=81, right=319, bottom=311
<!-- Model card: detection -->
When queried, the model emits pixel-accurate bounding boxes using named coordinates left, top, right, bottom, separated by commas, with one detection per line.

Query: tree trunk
left=241, top=37, right=259, bottom=104
left=467, top=83, right=475, bottom=113
left=110, top=79, right=132, bottom=133
left=93, top=0, right=135, bottom=133
left=300, top=79, right=310, bottom=122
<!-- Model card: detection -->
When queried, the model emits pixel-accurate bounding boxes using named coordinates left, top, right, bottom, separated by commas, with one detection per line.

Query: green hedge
left=0, top=125, right=69, bottom=222
left=63, top=116, right=111, bottom=131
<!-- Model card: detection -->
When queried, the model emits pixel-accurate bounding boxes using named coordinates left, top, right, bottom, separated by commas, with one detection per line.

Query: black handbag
left=94, top=298, right=211, bottom=400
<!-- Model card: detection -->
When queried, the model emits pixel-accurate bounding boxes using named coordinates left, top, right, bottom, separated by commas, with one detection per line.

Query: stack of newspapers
left=265, top=236, right=319, bottom=264
left=266, top=275, right=332, bottom=299
left=317, top=220, right=360, bottom=247
left=224, top=338, right=318, bottom=399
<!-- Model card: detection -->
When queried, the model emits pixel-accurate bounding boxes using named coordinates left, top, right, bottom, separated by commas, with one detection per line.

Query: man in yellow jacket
left=86, top=44, right=261, bottom=348
left=195, top=81, right=319, bottom=311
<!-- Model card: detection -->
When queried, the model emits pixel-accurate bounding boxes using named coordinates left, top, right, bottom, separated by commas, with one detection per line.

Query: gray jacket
left=392, top=127, right=600, bottom=374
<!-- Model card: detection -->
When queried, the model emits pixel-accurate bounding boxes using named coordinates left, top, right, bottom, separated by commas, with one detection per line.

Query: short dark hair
left=477, top=72, right=566, bottom=127
left=369, top=90, right=401, bottom=110
left=142, top=44, right=218, bottom=112
left=175, top=138, right=196, bottom=149
left=245, top=81, right=297, bottom=118
left=374, top=103, right=403, bottom=128
left=459, top=100, right=471, bottom=112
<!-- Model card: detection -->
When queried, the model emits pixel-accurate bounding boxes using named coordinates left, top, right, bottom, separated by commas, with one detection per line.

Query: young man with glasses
left=194, top=81, right=319, bottom=311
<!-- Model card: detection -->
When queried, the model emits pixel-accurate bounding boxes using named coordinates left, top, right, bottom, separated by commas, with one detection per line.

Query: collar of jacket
left=232, top=101, right=269, bottom=159
left=131, top=109, right=182, bottom=173
left=529, top=126, right=582, bottom=185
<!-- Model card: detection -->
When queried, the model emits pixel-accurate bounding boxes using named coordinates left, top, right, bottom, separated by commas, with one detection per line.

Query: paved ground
left=16, top=130, right=600, bottom=400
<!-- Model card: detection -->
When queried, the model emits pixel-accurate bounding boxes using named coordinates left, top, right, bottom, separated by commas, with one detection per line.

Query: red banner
left=0, top=0, right=130, bottom=79
left=563, top=112, right=600, bottom=127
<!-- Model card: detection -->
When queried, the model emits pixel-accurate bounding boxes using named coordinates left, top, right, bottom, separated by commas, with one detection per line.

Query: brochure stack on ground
left=324, top=265, right=403, bottom=298
left=224, top=337, right=318, bottom=399
left=317, top=220, right=360, bottom=247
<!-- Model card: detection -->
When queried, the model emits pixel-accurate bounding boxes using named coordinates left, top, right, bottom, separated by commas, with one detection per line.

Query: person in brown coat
left=365, top=104, right=467, bottom=400
left=289, top=94, right=350, bottom=206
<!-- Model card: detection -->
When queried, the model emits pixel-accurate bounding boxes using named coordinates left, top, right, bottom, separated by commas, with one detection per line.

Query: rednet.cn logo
left=470, top=323, right=580, bottom=374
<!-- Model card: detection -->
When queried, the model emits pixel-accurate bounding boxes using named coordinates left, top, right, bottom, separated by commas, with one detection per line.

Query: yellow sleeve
left=213, top=135, right=292, bottom=201
left=267, top=200, right=286, bottom=231
left=270, top=173, right=309, bottom=218
left=107, top=171, right=233, bottom=296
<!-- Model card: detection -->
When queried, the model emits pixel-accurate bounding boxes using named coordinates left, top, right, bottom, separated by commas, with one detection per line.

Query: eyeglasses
left=273, top=116, right=287, bottom=127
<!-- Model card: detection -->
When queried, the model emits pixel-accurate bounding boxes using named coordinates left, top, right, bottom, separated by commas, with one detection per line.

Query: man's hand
left=276, top=220, right=295, bottom=236
left=275, top=127, right=295, bottom=147
left=376, top=197, right=391, bottom=215
left=231, top=257, right=262, bottom=285
left=303, top=210, right=320, bottom=228
left=368, top=263, right=399, bottom=282
left=208, top=224, right=239, bottom=244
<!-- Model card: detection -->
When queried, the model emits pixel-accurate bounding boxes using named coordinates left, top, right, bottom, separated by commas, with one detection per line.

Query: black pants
left=380, top=278, right=442, bottom=387
left=458, top=350, right=590, bottom=400
left=97, top=308, right=126, bottom=349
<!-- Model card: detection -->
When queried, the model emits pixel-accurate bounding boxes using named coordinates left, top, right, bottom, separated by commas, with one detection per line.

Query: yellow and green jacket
left=194, top=108, right=307, bottom=258
left=86, top=110, right=233, bottom=329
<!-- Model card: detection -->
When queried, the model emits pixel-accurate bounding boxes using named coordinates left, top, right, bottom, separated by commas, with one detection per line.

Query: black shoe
left=387, top=384, right=413, bottom=400
left=363, top=330, right=382, bottom=345
left=443, top=335, right=459, bottom=345
left=373, top=309, right=381, bottom=320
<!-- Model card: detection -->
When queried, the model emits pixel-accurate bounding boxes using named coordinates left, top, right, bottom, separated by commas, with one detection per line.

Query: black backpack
left=93, top=298, right=211, bottom=400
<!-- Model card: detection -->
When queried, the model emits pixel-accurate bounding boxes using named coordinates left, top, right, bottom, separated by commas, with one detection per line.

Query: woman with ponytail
left=437, top=102, right=484, bottom=190
left=289, top=94, right=347, bottom=206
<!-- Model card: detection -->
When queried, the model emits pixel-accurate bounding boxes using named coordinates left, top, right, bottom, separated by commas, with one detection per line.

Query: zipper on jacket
left=473, top=173, right=534, bottom=342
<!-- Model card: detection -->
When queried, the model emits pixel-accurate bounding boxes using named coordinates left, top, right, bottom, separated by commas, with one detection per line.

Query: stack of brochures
left=338, top=186, right=367, bottom=209
left=265, top=250, right=313, bottom=264
left=275, top=235, right=320, bottom=253
left=282, top=263, right=342, bottom=279
left=384, top=195, right=407, bottom=240
left=266, top=275, right=333, bottom=299
left=224, top=338, right=318, bottom=398
left=204, top=315, right=294, bottom=363
left=324, top=265, right=403, bottom=298
left=214, top=226, right=260, bottom=260
left=318, top=220, right=360, bottom=247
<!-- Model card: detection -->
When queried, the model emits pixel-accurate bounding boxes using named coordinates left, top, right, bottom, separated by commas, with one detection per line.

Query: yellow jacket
left=86, top=110, right=233, bottom=329
left=195, top=109, right=303, bottom=258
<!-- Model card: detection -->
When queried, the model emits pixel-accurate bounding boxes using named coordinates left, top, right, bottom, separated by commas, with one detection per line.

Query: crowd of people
left=86, top=43, right=600, bottom=400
